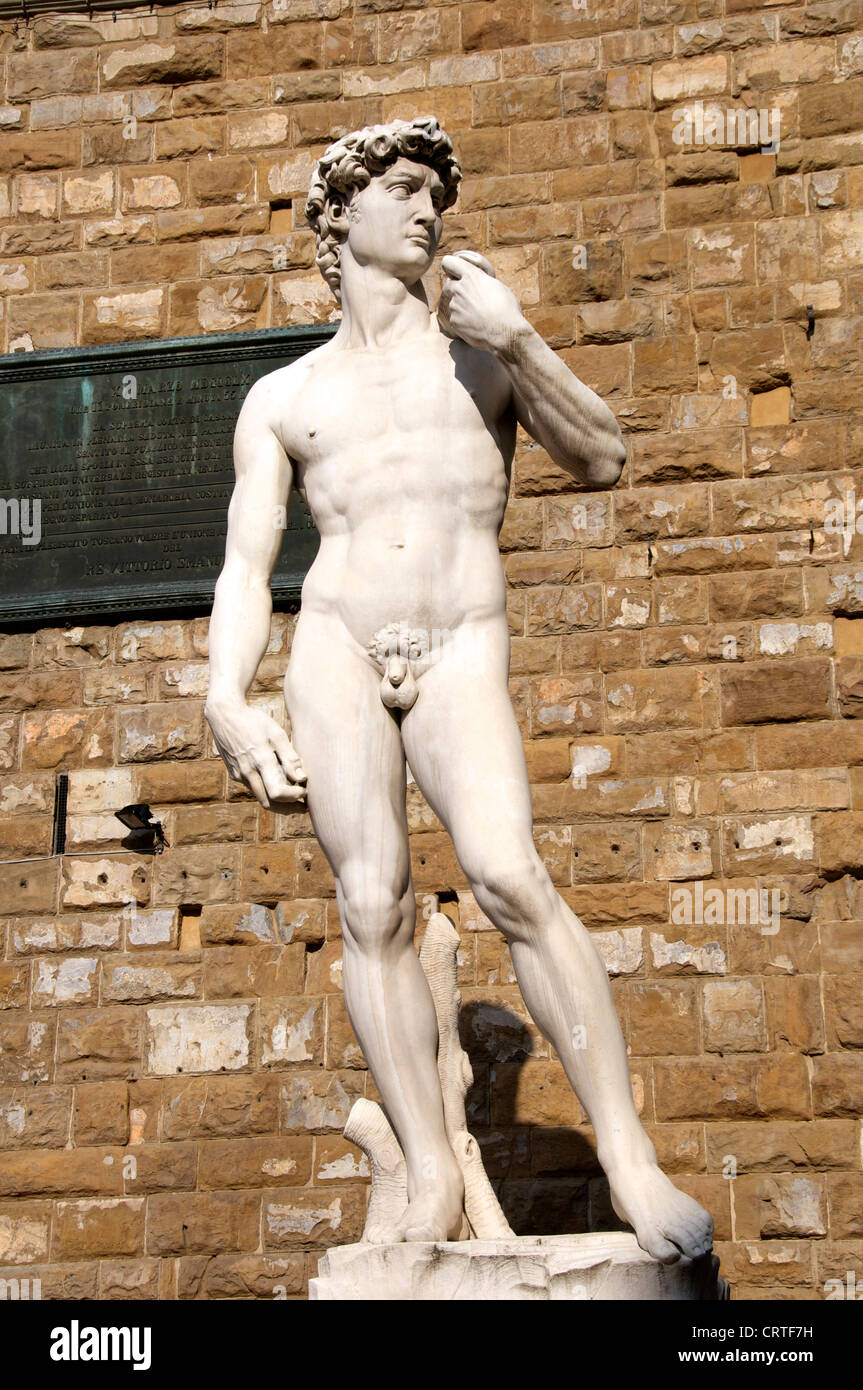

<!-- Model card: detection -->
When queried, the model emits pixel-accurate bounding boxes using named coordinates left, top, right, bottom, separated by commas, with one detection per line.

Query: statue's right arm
left=204, top=378, right=308, bottom=810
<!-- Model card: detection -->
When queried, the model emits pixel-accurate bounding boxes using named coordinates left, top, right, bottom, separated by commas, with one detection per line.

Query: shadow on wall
left=459, top=998, right=629, bottom=1240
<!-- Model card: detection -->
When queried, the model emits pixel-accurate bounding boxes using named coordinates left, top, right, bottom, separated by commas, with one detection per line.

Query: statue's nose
left=415, top=194, right=436, bottom=226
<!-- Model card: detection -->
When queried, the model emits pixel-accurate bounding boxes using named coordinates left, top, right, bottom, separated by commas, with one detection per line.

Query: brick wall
left=2, top=0, right=863, bottom=1300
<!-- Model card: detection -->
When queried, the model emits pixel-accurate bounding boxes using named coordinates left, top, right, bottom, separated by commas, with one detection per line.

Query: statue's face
left=344, top=157, right=445, bottom=284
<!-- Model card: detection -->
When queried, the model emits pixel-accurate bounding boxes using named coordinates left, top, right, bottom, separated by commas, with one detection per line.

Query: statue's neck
left=336, top=256, right=435, bottom=350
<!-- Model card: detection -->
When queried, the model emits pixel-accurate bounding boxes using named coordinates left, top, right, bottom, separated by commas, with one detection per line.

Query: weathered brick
left=177, top=1251, right=305, bottom=1299
left=631, top=430, right=744, bottom=484
left=200, top=902, right=276, bottom=946
left=32, top=957, right=99, bottom=1008
left=73, top=1081, right=129, bottom=1146
left=627, top=982, right=700, bottom=1055
left=123, top=1142, right=197, bottom=1194
left=720, top=660, right=833, bottom=725
left=710, top=570, right=804, bottom=621
left=0, top=859, right=59, bottom=915
left=198, top=1137, right=313, bottom=1190
left=706, top=1119, right=858, bottom=1173
left=0, top=1261, right=98, bottom=1299
left=0, top=1146, right=124, bottom=1198
left=826, top=1175, right=863, bottom=1237
left=146, top=1003, right=252, bottom=1076
left=280, top=1070, right=364, bottom=1135
left=652, top=55, right=729, bottom=105
left=163, top=1075, right=279, bottom=1139
left=202, top=944, right=305, bottom=1000
left=0, top=1016, right=57, bottom=1085
left=9, top=50, right=97, bottom=101
left=53, top=1197, right=145, bottom=1258
left=103, top=956, right=202, bottom=1005
left=572, top=822, right=642, bottom=883
left=151, top=846, right=240, bottom=905
left=133, top=762, right=224, bottom=804
left=147, top=1191, right=260, bottom=1255
left=824, top=974, right=863, bottom=1047
left=99, top=1258, right=162, bottom=1300
left=263, top=1186, right=366, bottom=1249
left=0, top=1202, right=51, bottom=1265
left=735, top=1174, right=827, bottom=1240
left=227, top=24, right=322, bottom=78
left=604, top=667, right=711, bottom=734
left=703, top=979, right=766, bottom=1052
left=0, top=1086, right=71, bottom=1148
left=461, top=0, right=529, bottom=51
left=239, top=843, right=299, bottom=899
left=101, top=38, right=223, bottom=89
left=655, top=1056, right=811, bottom=1121
left=643, top=821, right=713, bottom=881
left=56, top=1010, right=143, bottom=1082
left=60, top=857, right=149, bottom=911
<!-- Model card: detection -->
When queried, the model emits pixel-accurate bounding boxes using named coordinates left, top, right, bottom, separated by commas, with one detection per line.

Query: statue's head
left=305, top=116, right=462, bottom=304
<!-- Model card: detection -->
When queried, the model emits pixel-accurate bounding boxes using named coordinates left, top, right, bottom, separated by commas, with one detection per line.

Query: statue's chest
left=296, top=342, right=503, bottom=459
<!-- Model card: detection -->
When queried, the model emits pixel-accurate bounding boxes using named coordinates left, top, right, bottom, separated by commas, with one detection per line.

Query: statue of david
left=206, top=116, right=713, bottom=1261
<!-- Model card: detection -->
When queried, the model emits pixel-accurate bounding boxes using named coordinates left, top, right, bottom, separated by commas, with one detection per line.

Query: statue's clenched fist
left=437, top=250, right=528, bottom=358
left=205, top=699, right=307, bottom=810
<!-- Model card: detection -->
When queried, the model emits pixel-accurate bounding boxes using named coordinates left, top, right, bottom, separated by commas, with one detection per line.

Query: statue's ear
left=327, top=194, right=350, bottom=239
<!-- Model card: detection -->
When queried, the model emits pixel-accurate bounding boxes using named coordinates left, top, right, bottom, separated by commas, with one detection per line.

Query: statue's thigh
left=401, top=654, right=534, bottom=854
left=284, top=611, right=409, bottom=880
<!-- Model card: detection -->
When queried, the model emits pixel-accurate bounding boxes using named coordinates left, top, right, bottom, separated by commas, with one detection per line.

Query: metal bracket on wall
left=0, top=0, right=193, bottom=17
left=51, top=772, right=68, bottom=857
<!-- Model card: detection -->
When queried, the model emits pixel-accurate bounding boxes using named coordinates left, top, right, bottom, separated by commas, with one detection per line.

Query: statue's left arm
left=439, top=252, right=626, bottom=490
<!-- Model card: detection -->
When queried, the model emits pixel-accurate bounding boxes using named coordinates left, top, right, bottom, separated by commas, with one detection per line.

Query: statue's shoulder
left=247, top=341, right=332, bottom=404
left=240, top=341, right=335, bottom=430
left=445, top=332, right=514, bottom=415
left=237, top=341, right=340, bottom=462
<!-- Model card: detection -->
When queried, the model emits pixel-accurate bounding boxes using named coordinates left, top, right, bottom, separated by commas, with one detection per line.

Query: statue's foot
left=363, top=1216, right=406, bottom=1246
left=607, top=1159, right=714, bottom=1264
left=396, top=1159, right=465, bottom=1243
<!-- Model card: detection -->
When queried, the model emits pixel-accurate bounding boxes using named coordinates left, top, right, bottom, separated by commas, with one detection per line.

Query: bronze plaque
left=0, top=325, right=335, bottom=625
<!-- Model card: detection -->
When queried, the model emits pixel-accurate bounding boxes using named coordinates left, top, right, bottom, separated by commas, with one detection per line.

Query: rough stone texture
left=310, top=1232, right=728, bottom=1300
left=0, top=0, right=861, bottom=1303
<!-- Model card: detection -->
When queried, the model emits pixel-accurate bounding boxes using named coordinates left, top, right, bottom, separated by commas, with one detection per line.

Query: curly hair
left=305, top=116, right=462, bottom=304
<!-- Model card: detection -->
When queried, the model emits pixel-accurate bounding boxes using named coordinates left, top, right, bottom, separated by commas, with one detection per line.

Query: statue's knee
left=470, top=851, right=553, bottom=937
left=339, top=874, right=413, bottom=953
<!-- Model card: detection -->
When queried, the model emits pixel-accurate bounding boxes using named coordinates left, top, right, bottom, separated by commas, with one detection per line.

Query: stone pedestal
left=309, top=1231, right=728, bottom=1301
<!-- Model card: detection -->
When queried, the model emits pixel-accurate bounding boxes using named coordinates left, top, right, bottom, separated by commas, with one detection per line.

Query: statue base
left=309, top=1231, right=728, bottom=1301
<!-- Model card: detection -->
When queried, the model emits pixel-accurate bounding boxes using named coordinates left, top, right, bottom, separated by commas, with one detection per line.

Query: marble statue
left=205, top=116, right=714, bottom=1264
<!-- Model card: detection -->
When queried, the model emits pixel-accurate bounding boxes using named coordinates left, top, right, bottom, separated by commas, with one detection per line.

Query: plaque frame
left=0, top=323, right=337, bottom=628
